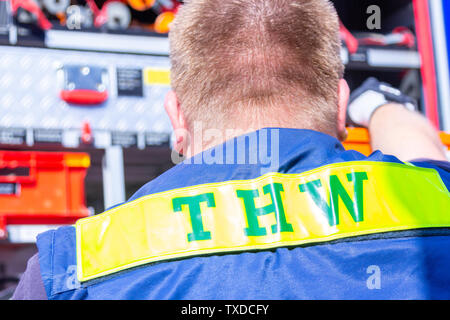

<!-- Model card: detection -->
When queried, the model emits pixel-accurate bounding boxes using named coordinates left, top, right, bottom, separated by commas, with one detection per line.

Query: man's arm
left=369, top=103, right=447, bottom=162
left=348, top=77, right=448, bottom=162
left=11, top=254, right=47, bottom=300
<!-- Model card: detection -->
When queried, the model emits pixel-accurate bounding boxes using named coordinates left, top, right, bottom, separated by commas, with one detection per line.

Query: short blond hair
left=169, top=0, right=344, bottom=132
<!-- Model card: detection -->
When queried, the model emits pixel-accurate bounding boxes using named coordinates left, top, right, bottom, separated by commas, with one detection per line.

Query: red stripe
left=413, top=0, right=441, bottom=129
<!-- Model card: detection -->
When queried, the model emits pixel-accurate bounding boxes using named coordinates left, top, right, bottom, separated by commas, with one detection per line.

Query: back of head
left=169, top=0, right=344, bottom=134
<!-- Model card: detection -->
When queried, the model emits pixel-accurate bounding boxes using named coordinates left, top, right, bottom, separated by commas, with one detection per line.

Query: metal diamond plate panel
left=0, top=45, right=171, bottom=137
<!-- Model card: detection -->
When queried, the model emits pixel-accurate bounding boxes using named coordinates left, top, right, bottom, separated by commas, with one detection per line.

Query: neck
left=185, top=125, right=261, bottom=158
left=184, top=123, right=338, bottom=158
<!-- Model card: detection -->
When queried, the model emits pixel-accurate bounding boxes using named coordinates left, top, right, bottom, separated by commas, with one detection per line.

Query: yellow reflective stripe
left=76, top=162, right=450, bottom=282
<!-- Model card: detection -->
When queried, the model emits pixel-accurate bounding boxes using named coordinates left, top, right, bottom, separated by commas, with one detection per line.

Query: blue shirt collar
left=130, top=128, right=391, bottom=201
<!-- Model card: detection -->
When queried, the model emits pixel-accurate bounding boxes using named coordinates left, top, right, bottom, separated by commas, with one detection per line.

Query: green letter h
left=237, top=183, right=293, bottom=237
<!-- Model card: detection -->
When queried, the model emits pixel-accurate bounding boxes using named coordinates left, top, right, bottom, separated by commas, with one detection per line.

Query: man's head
left=166, top=0, right=349, bottom=156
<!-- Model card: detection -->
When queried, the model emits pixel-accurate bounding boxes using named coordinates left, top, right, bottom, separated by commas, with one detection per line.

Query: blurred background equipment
left=7, top=0, right=182, bottom=33
left=66, top=4, right=93, bottom=29
left=127, top=0, right=155, bottom=11
left=11, top=0, right=52, bottom=30
left=41, top=0, right=71, bottom=16
left=0, top=151, right=91, bottom=240
left=58, top=64, right=109, bottom=105
left=355, top=27, right=416, bottom=48
left=153, top=10, right=174, bottom=34
left=105, top=1, right=131, bottom=30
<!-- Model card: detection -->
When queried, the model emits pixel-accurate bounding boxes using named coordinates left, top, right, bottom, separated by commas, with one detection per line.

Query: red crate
left=0, top=151, right=90, bottom=239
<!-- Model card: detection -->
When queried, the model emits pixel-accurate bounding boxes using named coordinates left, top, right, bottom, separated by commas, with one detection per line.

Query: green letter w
left=299, top=172, right=368, bottom=227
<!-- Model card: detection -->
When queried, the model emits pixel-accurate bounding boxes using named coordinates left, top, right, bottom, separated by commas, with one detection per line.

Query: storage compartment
left=0, top=151, right=90, bottom=239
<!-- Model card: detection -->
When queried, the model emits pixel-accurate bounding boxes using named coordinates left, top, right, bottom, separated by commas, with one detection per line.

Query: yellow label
left=143, top=68, right=171, bottom=86
left=64, top=153, right=91, bottom=168
left=76, top=162, right=450, bottom=282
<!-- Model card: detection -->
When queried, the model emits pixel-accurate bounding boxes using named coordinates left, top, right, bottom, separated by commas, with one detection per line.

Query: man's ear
left=164, top=90, right=189, bottom=154
left=337, top=79, right=350, bottom=141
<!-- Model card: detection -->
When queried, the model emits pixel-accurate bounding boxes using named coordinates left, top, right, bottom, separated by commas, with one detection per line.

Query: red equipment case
left=0, top=151, right=90, bottom=240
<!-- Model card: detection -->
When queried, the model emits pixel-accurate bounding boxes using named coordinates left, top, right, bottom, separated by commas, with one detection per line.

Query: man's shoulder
left=410, top=159, right=450, bottom=190
left=11, top=254, right=47, bottom=300
left=33, top=226, right=78, bottom=298
left=410, top=159, right=450, bottom=172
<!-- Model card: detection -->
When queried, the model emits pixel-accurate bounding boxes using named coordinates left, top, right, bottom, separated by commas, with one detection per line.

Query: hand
left=347, top=77, right=417, bottom=128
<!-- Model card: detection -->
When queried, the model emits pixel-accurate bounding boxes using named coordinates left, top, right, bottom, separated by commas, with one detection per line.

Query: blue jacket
left=35, top=129, right=450, bottom=299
